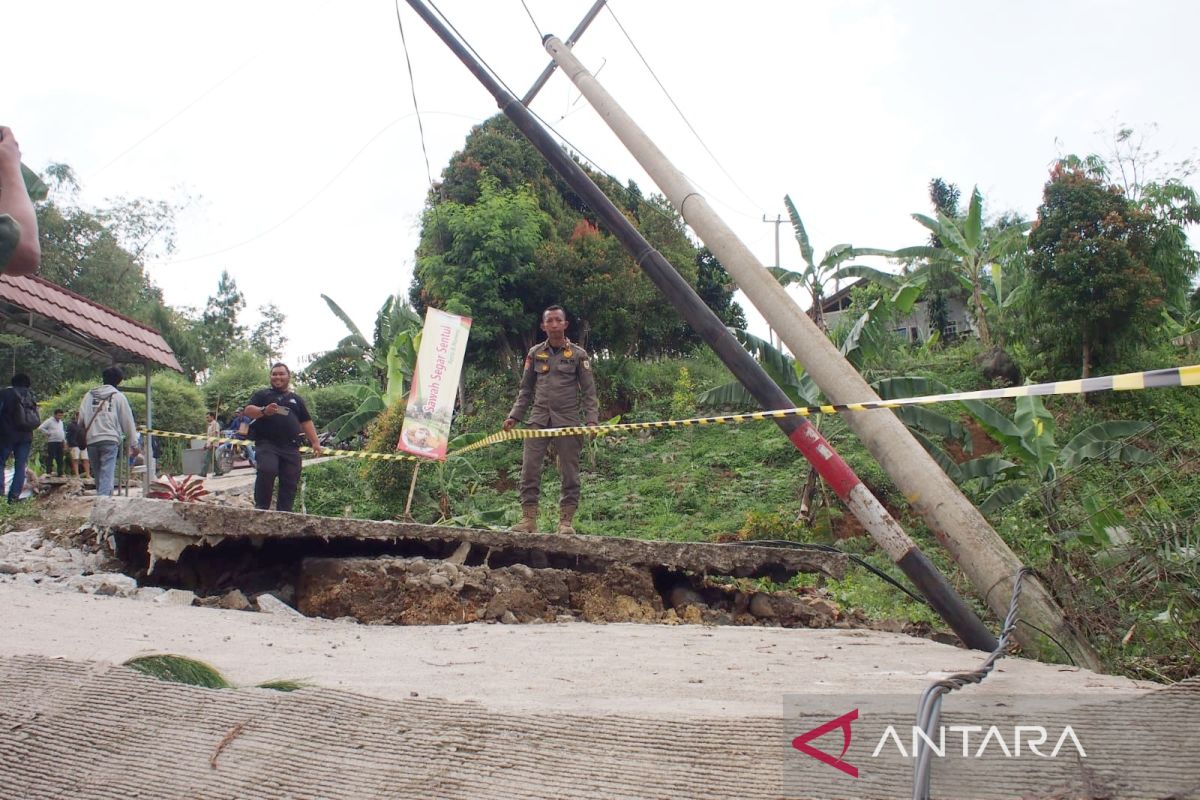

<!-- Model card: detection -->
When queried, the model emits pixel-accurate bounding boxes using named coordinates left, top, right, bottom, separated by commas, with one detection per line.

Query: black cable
left=1015, top=619, right=1077, bottom=667
left=517, top=0, right=543, bottom=40
left=395, top=0, right=435, bottom=190
left=733, top=539, right=931, bottom=607
left=605, top=1, right=764, bottom=217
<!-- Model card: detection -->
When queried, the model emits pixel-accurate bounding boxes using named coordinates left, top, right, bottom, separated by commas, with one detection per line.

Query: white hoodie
left=78, top=385, right=138, bottom=446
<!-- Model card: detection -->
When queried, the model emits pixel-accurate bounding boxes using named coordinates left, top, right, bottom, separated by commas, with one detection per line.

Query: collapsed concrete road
left=3, top=504, right=1186, bottom=798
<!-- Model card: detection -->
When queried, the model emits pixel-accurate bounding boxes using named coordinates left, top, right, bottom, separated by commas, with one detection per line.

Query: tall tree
left=903, top=187, right=1028, bottom=349
left=695, top=247, right=746, bottom=331
left=1027, top=164, right=1161, bottom=377
left=200, top=270, right=247, bottom=364
left=249, top=303, right=287, bottom=363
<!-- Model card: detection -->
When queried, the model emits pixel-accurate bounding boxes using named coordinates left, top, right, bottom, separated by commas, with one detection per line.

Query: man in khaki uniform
left=503, top=305, right=599, bottom=534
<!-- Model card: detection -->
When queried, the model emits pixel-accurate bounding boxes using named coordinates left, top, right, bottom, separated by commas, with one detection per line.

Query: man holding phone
left=245, top=363, right=321, bottom=512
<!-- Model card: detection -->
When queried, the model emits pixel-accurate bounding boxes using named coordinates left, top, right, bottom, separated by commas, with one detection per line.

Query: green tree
left=903, top=186, right=1029, bottom=349
left=202, top=350, right=267, bottom=418
left=695, top=247, right=746, bottom=331
left=249, top=303, right=287, bottom=362
left=771, top=195, right=896, bottom=330
left=1027, top=165, right=1161, bottom=377
left=200, top=270, right=247, bottom=364
left=414, top=173, right=549, bottom=361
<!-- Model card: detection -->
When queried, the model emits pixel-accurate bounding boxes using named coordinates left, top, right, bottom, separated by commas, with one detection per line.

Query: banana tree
left=772, top=195, right=898, bottom=330
left=327, top=326, right=421, bottom=441
left=900, top=187, right=1029, bottom=349
left=964, top=394, right=1152, bottom=522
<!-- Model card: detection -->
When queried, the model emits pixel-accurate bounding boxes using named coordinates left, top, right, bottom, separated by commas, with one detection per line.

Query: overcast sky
left=8, top=1, right=1198, bottom=368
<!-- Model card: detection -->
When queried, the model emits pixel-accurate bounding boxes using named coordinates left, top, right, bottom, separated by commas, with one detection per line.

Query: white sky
left=8, top=1, right=1199, bottom=368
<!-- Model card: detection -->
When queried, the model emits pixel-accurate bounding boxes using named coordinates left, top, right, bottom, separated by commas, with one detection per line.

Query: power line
left=517, top=0, right=543, bottom=40
left=90, top=54, right=261, bottom=179
left=395, top=0, right=435, bottom=190
left=605, top=1, right=765, bottom=217
left=155, top=112, right=479, bottom=266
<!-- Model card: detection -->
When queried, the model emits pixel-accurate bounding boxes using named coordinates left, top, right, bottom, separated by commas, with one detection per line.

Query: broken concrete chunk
left=66, top=573, right=138, bottom=597
left=154, top=589, right=197, bottom=606
left=256, top=593, right=303, bottom=617
left=218, top=589, right=251, bottom=611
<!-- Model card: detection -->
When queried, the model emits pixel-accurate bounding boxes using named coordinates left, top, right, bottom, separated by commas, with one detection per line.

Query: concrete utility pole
left=761, top=213, right=783, bottom=348
left=404, top=0, right=996, bottom=651
left=543, top=36, right=1099, bottom=669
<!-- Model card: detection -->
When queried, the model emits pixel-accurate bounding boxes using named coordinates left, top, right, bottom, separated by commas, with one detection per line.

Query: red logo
left=792, top=709, right=859, bottom=778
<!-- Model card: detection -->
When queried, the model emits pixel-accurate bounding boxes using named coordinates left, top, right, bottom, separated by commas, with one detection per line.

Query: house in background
left=819, top=280, right=975, bottom=343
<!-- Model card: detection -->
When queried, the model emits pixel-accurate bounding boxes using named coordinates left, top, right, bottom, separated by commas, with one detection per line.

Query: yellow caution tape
left=137, top=428, right=424, bottom=463
left=140, top=364, right=1197, bottom=462
left=450, top=363, right=1200, bottom=455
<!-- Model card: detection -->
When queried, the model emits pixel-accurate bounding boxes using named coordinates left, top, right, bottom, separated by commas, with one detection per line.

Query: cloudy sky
left=8, top=1, right=1198, bottom=367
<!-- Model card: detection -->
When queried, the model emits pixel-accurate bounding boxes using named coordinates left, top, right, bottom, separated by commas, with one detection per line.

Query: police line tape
left=137, top=428, right=425, bottom=463
left=141, top=363, right=1199, bottom=462
left=448, top=363, right=1200, bottom=455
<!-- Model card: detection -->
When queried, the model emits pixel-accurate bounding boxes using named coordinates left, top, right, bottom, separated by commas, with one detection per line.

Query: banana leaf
left=1060, top=421, right=1152, bottom=470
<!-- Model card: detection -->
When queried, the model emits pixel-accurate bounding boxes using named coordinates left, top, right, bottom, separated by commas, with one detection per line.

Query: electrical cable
left=910, top=567, right=1033, bottom=800
left=89, top=54, right=261, bottom=179
left=517, top=0, right=543, bottom=40
left=732, top=539, right=930, bottom=607
left=605, top=1, right=766, bottom=217
left=395, top=0, right=435, bottom=190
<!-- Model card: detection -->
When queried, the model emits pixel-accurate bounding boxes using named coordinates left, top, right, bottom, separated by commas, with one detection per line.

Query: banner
left=396, top=307, right=472, bottom=460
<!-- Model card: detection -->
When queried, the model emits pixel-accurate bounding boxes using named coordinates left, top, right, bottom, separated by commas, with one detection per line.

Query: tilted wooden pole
left=542, top=35, right=1098, bottom=668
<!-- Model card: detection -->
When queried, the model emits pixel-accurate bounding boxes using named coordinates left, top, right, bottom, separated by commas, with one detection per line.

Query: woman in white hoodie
left=78, top=366, right=138, bottom=496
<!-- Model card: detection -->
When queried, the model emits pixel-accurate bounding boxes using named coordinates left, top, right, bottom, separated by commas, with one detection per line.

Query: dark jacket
left=0, top=386, right=37, bottom=444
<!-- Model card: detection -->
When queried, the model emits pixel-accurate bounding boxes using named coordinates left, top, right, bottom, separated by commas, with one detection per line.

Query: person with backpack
left=0, top=373, right=41, bottom=502
left=65, top=412, right=91, bottom=479
left=78, top=366, right=138, bottom=496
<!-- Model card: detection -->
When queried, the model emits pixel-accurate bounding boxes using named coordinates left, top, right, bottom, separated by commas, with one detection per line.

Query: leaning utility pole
left=542, top=35, right=1098, bottom=668
left=405, top=0, right=996, bottom=651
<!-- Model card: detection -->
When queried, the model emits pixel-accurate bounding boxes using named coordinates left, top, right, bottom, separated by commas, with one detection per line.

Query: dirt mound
left=298, top=556, right=848, bottom=629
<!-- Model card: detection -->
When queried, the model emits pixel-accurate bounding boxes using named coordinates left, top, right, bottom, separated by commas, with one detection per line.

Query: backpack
left=81, top=393, right=113, bottom=445
left=8, top=387, right=40, bottom=432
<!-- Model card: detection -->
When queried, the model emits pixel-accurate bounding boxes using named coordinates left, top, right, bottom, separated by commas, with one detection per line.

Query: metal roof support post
left=144, top=365, right=154, bottom=493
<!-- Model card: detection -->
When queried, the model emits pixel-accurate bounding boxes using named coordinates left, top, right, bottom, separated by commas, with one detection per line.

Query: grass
left=124, top=654, right=306, bottom=692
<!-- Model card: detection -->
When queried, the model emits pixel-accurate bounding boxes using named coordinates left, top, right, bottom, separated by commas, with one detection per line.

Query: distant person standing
left=0, top=126, right=40, bottom=276
left=65, top=411, right=91, bottom=479
left=37, top=408, right=66, bottom=477
left=78, top=366, right=138, bottom=496
left=0, top=373, right=40, bottom=502
left=245, top=363, right=321, bottom=512
left=204, top=411, right=220, bottom=476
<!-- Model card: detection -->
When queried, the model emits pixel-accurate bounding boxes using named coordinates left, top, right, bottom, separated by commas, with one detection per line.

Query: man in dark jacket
left=0, top=373, right=38, bottom=502
left=245, top=363, right=322, bottom=512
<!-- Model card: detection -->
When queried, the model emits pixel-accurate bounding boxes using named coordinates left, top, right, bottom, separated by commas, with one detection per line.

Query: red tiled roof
left=0, top=274, right=182, bottom=371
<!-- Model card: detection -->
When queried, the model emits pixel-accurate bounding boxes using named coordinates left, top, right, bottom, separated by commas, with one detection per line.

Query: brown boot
left=511, top=505, right=539, bottom=533
left=557, top=505, right=578, bottom=535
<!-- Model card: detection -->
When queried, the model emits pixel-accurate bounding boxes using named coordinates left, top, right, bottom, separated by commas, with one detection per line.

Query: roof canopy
left=0, top=274, right=182, bottom=372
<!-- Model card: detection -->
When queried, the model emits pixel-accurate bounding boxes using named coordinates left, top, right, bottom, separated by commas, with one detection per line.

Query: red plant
left=147, top=474, right=209, bottom=502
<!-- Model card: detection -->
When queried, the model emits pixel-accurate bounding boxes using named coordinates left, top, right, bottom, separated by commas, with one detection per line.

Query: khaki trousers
left=518, top=428, right=583, bottom=509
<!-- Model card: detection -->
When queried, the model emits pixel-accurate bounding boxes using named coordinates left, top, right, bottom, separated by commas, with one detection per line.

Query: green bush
left=306, top=383, right=366, bottom=431
left=359, top=402, right=417, bottom=513
left=44, top=372, right=205, bottom=438
left=202, top=350, right=268, bottom=419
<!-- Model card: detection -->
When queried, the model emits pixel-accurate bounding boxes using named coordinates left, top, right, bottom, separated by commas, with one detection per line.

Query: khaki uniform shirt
left=508, top=339, right=599, bottom=427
